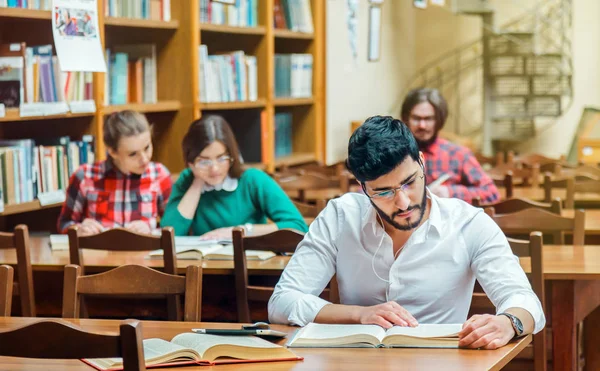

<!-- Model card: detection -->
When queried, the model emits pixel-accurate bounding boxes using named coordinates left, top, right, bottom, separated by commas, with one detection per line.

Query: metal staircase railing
left=402, top=0, right=573, bottom=152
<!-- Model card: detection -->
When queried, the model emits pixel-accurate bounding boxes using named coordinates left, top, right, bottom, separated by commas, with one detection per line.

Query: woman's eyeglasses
left=193, top=155, right=233, bottom=170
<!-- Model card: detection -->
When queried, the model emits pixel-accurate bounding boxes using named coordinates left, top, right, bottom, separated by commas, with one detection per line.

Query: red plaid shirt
left=423, top=138, right=499, bottom=204
left=57, top=159, right=172, bottom=233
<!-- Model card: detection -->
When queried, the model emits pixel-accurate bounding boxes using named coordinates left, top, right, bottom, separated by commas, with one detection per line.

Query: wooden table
left=0, top=317, right=531, bottom=371
left=1, top=239, right=598, bottom=370
left=510, top=187, right=600, bottom=207
left=562, top=209, right=600, bottom=235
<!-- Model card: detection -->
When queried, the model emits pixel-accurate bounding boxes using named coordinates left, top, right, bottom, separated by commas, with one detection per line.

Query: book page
left=49, top=234, right=68, bottom=251
left=148, top=243, right=224, bottom=258
left=292, top=323, right=385, bottom=344
left=171, top=333, right=282, bottom=358
left=385, top=324, right=462, bottom=339
left=204, top=245, right=276, bottom=260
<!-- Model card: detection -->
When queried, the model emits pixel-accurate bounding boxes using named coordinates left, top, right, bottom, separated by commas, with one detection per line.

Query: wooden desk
left=510, top=187, right=600, bottom=208
left=0, top=317, right=531, bottom=371
left=562, top=209, right=600, bottom=235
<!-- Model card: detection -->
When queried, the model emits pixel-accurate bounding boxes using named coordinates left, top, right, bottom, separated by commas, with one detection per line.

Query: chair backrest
left=488, top=164, right=540, bottom=188
left=543, top=173, right=599, bottom=204
left=0, top=225, right=36, bottom=317
left=232, top=227, right=338, bottom=322
left=475, top=152, right=504, bottom=167
left=565, top=177, right=600, bottom=209
left=470, top=232, right=546, bottom=371
left=472, top=197, right=562, bottom=214
left=489, top=172, right=514, bottom=199
left=62, top=264, right=202, bottom=322
left=484, top=207, right=585, bottom=245
left=67, top=227, right=177, bottom=275
left=0, top=318, right=145, bottom=371
left=0, top=265, right=14, bottom=317
left=554, top=164, right=600, bottom=179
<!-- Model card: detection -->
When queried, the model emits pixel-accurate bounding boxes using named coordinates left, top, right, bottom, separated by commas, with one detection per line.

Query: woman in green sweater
left=161, top=115, right=308, bottom=238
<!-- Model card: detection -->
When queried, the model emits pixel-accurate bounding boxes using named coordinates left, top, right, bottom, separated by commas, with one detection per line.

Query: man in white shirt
left=268, top=116, right=545, bottom=349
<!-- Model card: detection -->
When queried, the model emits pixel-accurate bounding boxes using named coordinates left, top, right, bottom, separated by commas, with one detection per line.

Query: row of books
left=105, top=45, right=157, bottom=106
left=273, top=0, right=313, bottom=33
left=0, top=136, right=95, bottom=207
left=198, top=45, right=257, bottom=103
left=274, top=53, right=313, bottom=98
left=199, top=0, right=258, bottom=27
left=104, top=0, right=171, bottom=21
left=275, top=112, right=293, bottom=158
left=0, top=43, right=94, bottom=109
left=0, top=0, right=49, bottom=9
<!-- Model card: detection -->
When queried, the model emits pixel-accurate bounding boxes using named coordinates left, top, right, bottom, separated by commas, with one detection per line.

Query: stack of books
left=199, top=0, right=258, bottom=27
left=198, top=45, right=258, bottom=103
left=0, top=0, right=51, bottom=9
left=274, top=53, right=312, bottom=98
left=104, top=0, right=171, bottom=21
left=275, top=112, right=293, bottom=158
left=105, top=45, right=157, bottom=106
left=273, top=0, right=313, bottom=33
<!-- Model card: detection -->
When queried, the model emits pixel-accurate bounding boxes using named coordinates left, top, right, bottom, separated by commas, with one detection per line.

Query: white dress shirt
left=268, top=191, right=545, bottom=334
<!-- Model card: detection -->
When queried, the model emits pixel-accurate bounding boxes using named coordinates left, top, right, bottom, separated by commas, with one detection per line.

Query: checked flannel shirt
left=57, top=159, right=172, bottom=233
left=423, top=138, right=500, bottom=204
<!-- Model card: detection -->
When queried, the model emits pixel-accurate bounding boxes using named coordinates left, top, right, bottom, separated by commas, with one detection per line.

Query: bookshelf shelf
left=273, top=29, right=314, bottom=40
left=0, top=7, right=50, bottom=20
left=0, top=109, right=95, bottom=123
left=104, top=17, right=179, bottom=30
left=104, top=101, right=182, bottom=114
left=275, top=152, right=317, bottom=167
left=273, top=97, right=315, bottom=107
left=200, top=99, right=267, bottom=111
left=200, top=23, right=266, bottom=36
left=0, top=200, right=62, bottom=217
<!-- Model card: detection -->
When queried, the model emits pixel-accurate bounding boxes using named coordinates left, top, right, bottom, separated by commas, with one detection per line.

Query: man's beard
left=414, top=131, right=438, bottom=151
left=371, top=182, right=428, bottom=231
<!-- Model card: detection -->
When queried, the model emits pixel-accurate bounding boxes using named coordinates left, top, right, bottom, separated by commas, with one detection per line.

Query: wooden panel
left=274, top=29, right=314, bottom=40
left=201, top=100, right=267, bottom=111
left=0, top=7, right=50, bottom=20
left=104, top=17, right=179, bottom=29
left=273, top=98, right=314, bottom=107
left=104, top=101, right=182, bottom=114
left=200, top=23, right=266, bottom=35
left=0, top=110, right=94, bottom=123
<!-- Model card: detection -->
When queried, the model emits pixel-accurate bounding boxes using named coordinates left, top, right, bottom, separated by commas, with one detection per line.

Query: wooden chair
left=489, top=171, right=514, bottom=199
left=565, top=177, right=600, bottom=209
left=63, top=264, right=202, bottom=322
left=0, top=225, right=36, bottom=317
left=293, top=199, right=327, bottom=225
left=484, top=207, right=585, bottom=245
left=0, top=318, right=145, bottom=371
left=470, top=232, right=546, bottom=371
left=472, top=197, right=562, bottom=214
left=488, top=164, right=540, bottom=188
left=543, top=173, right=599, bottom=206
left=275, top=172, right=349, bottom=202
left=0, top=265, right=14, bottom=317
left=232, top=227, right=339, bottom=323
left=553, top=164, right=600, bottom=179
left=475, top=152, right=505, bottom=167
left=67, top=227, right=179, bottom=320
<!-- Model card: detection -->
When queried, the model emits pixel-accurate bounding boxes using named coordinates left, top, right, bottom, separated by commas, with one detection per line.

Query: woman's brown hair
left=182, top=115, right=244, bottom=178
left=103, top=110, right=151, bottom=150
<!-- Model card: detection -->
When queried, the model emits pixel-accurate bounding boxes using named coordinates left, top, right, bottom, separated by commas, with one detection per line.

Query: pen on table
left=192, top=328, right=268, bottom=335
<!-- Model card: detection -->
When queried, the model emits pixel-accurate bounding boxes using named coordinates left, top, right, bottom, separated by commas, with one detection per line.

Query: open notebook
left=83, top=333, right=301, bottom=371
left=287, top=323, right=462, bottom=348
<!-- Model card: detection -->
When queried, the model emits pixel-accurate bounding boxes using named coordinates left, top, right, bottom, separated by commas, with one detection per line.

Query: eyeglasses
left=363, top=170, right=424, bottom=201
left=408, top=115, right=436, bottom=126
left=193, top=155, right=233, bottom=170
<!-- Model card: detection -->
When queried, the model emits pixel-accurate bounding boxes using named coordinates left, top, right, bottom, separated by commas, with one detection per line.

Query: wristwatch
left=498, top=313, right=524, bottom=337
left=241, top=223, right=254, bottom=236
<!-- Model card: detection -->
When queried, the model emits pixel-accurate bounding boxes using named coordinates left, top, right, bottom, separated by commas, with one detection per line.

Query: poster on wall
left=414, top=0, right=427, bottom=9
left=368, top=6, right=382, bottom=62
left=52, top=0, right=106, bottom=72
left=346, top=0, right=359, bottom=63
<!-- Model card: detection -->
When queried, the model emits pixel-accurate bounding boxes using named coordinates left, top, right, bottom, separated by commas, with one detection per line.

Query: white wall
left=325, top=0, right=417, bottom=164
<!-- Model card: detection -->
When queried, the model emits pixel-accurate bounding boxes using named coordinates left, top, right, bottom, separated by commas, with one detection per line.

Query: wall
left=325, top=0, right=417, bottom=164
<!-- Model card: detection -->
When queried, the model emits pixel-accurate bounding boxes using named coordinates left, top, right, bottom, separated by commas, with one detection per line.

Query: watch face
left=514, top=317, right=524, bottom=335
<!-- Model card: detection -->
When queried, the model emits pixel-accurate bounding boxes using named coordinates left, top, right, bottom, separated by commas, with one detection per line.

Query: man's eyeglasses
left=363, top=169, right=424, bottom=201
left=193, top=155, right=233, bottom=170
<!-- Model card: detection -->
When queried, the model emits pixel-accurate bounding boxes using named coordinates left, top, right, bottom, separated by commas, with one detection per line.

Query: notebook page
left=296, top=323, right=386, bottom=342
left=385, top=324, right=462, bottom=338
left=171, top=333, right=282, bottom=357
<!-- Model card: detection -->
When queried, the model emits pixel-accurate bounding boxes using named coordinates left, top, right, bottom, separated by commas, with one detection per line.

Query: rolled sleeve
left=497, top=293, right=546, bottom=334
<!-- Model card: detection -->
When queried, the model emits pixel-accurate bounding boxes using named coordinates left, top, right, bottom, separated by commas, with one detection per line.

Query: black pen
left=191, top=328, right=287, bottom=337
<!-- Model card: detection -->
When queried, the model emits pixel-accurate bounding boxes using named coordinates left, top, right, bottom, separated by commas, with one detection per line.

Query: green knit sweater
left=161, top=168, right=308, bottom=236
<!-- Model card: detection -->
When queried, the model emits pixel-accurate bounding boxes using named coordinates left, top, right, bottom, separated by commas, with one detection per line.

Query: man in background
left=401, top=88, right=499, bottom=203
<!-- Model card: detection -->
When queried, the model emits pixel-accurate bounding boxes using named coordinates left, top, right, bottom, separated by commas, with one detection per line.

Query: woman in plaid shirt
left=57, top=111, right=172, bottom=235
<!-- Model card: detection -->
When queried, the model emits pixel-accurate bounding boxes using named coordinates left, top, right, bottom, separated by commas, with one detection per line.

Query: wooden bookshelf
left=0, top=0, right=326, bottom=219
left=0, top=200, right=62, bottom=217
left=0, top=7, right=50, bottom=20
left=200, top=23, right=266, bottom=36
left=273, top=97, right=315, bottom=107
left=105, top=17, right=179, bottom=29
left=105, top=101, right=182, bottom=114
left=273, top=29, right=314, bottom=40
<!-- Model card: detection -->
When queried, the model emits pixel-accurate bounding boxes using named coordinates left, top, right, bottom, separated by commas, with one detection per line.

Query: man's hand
left=356, top=301, right=419, bottom=329
left=459, top=314, right=515, bottom=349
left=77, top=218, right=104, bottom=236
left=125, top=220, right=152, bottom=234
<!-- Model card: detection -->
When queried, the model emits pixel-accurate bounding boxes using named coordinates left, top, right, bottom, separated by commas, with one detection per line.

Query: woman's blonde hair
left=103, top=110, right=151, bottom=150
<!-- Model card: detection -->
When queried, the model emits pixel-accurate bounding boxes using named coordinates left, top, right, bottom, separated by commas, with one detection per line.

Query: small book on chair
left=147, top=243, right=276, bottom=261
left=286, top=323, right=462, bottom=348
left=83, top=333, right=302, bottom=370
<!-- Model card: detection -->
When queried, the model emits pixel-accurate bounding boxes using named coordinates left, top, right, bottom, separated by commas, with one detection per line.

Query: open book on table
left=147, top=242, right=275, bottom=261
left=83, top=332, right=301, bottom=370
left=287, top=323, right=462, bottom=348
